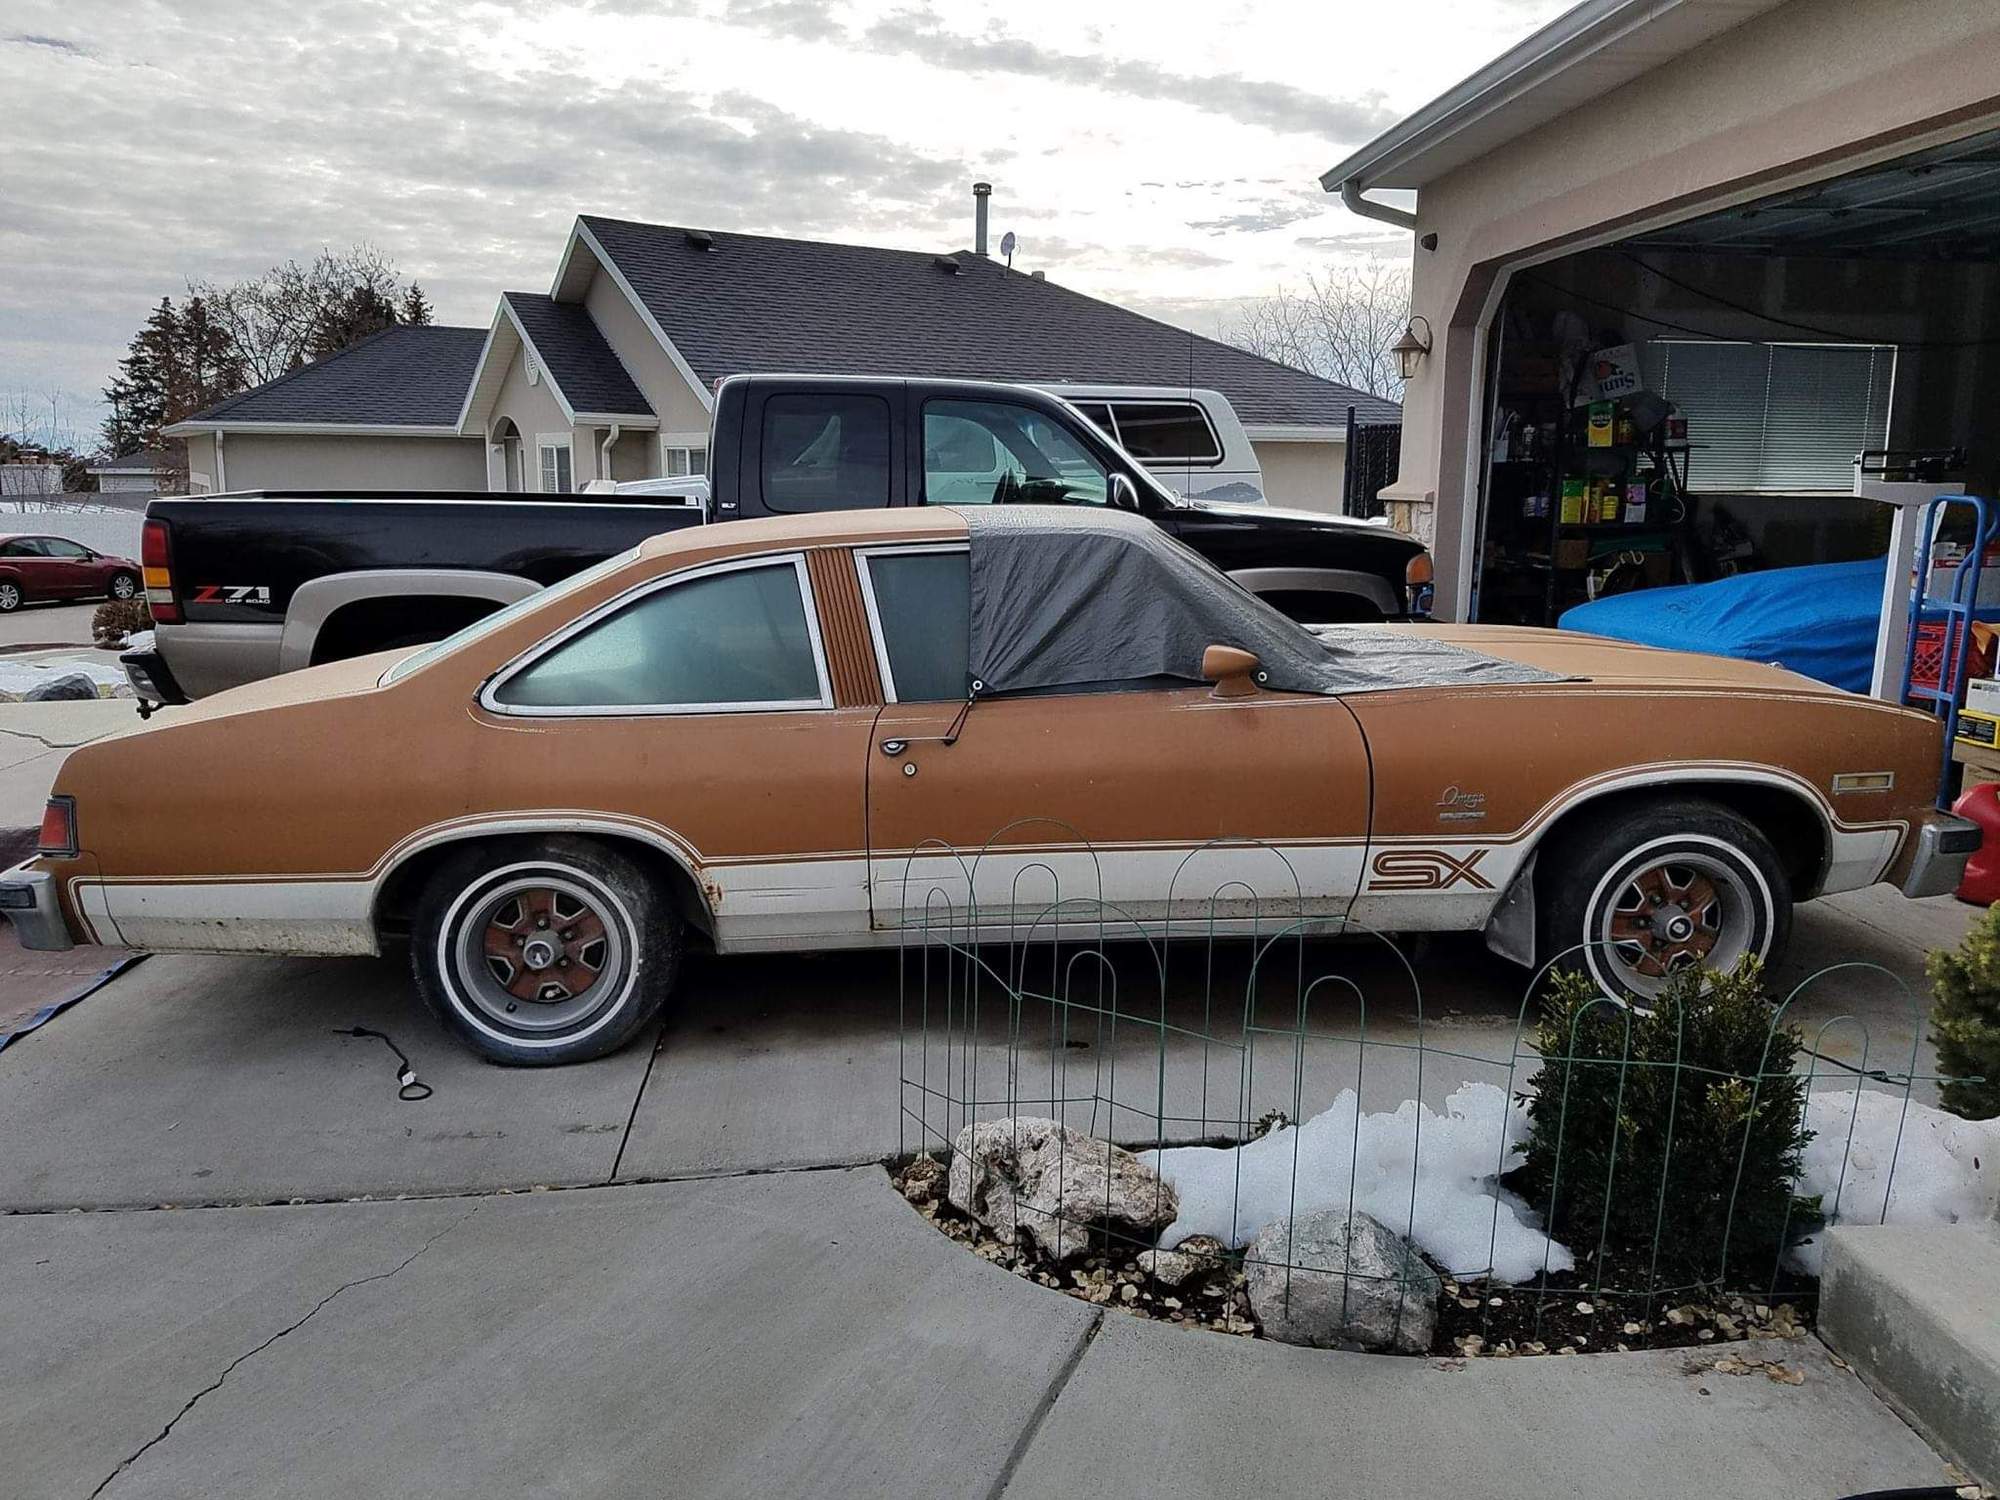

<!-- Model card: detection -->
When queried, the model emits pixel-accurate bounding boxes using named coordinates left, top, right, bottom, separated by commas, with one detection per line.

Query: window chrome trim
left=478, top=551, right=835, bottom=718
left=854, top=543, right=970, bottom=704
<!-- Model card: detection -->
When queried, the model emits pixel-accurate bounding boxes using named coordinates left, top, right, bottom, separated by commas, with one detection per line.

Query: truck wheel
left=412, top=837, right=680, bottom=1065
left=0, top=581, right=19, bottom=612
left=1538, top=799, right=1790, bottom=1004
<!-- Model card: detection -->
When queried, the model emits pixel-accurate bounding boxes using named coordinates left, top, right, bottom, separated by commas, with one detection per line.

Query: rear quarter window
left=758, top=393, right=892, bottom=513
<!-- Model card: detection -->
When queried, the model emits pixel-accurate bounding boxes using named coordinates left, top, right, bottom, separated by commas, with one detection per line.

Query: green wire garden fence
left=892, top=830, right=1982, bottom=1350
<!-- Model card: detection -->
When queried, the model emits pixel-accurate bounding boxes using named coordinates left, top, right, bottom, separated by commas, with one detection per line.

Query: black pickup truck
left=127, top=375, right=1427, bottom=704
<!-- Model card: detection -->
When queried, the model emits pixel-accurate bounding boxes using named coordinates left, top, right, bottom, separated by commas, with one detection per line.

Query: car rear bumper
left=1900, top=812, right=1982, bottom=899
left=0, top=863, right=74, bottom=951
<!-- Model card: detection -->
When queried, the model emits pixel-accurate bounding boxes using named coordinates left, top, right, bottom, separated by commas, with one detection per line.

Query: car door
left=855, top=544, right=1373, bottom=937
left=37, top=538, right=96, bottom=597
left=4, top=538, right=60, bottom=600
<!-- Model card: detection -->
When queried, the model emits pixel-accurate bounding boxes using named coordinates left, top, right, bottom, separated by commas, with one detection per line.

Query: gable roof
left=171, top=325, right=488, bottom=433
left=87, top=448, right=174, bottom=473
left=575, top=216, right=1399, bottom=428
left=499, top=293, right=653, bottom=420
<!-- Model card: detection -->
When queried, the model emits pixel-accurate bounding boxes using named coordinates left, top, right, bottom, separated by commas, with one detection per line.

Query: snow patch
left=1141, top=1082, right=1573, bottom=1284
left=0, top=658, right=131, bottom=702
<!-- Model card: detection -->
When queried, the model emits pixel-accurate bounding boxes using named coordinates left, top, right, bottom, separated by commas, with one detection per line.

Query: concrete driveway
left=0, top=883, right=1975, bottom=1498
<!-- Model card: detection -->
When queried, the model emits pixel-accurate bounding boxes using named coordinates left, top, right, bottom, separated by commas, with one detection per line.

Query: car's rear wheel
left=1539, top=798, right=1791, bottom=1003
left=412, top=837, right=680, bottom=1064
left=107, top=571, right=139, bottom=601
left=0, top=581, right=20, bottom=612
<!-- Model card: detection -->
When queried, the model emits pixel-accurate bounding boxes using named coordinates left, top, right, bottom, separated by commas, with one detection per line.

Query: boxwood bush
left=1927, top=903, right=2000, bottom=1120
left=1515, top=959, right=1813, bottom=1282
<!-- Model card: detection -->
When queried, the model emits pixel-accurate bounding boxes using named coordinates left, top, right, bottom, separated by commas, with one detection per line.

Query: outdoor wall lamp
left=1391, top=316, right=1433, bottom=381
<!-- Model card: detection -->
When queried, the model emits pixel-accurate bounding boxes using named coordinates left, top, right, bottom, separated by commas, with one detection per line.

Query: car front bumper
left=0, top=863, right=75, bottom=951
left=1900, top=812, right=1982, bottom=899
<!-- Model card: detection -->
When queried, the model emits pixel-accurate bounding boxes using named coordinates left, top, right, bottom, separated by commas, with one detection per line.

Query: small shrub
left=92, top=597, right=151, bottom=647
left=1927, top=904, right=2000, bottom=1120
left=1515, top=958, right=1812, bottom=1281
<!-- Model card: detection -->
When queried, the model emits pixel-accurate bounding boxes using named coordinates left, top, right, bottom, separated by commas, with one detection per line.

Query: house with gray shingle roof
left=168, top=206, right=1396, bottom=509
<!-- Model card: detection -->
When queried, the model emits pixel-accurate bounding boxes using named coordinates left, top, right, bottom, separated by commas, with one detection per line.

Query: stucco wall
left=213, top=433, right=487, bottom=490
left=1250, top=440, right=1346, bottom=514
left=1393, top=0, right=2000, bottom=616
left=489, top=340, right=577, bottom=490
left=181, top=433, right=218, bottom=491
left=583, top=266, right=712, bottom=437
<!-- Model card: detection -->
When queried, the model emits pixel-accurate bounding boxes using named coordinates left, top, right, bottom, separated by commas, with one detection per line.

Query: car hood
left=1177, top=497, right=1401, bottom=536
left=1385, top=623, right=1852, bottom=695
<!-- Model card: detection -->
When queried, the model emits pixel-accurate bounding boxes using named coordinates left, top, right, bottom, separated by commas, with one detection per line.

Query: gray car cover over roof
left=959, top=507, right=1563, bottom=697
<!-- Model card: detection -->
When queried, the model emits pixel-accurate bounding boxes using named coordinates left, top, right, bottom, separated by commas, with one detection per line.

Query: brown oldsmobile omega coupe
left=2, top=507, right=1976, bottom=1064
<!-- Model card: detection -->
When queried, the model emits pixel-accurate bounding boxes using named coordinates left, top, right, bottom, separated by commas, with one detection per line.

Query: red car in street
left=0, top=534, right=141, bottom=612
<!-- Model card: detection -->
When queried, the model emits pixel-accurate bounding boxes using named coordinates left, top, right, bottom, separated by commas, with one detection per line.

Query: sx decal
left=1367, top=847, right=1494, bottom=892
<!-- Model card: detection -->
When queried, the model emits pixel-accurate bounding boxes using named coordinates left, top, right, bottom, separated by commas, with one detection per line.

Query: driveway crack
left=986, top=1308, right=1103, bottom=1500
left=86, top=1200, right=481, bottom=1498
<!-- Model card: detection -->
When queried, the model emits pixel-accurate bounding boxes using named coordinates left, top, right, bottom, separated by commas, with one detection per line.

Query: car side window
left=0, top=541, right=28, bottom=558
left=921, top=399, right=1109, bottom=507
left=42, top=539, right=89, bottom=559
left=862, top=549, right=969, bottom=701
left=7, top=539, right=52, bottom=557
left=759, top=393, right=891, bottom=513
left=491, top=560, right=827, bottom=712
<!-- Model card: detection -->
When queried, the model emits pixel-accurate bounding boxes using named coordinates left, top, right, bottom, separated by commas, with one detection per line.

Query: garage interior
left=1470, top=126, right=2000, bottom=630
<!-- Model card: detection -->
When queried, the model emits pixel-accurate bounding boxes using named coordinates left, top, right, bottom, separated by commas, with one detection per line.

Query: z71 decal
left=1367, top=847, right=1494, bottom=892
left=191, top=585, right=273, bottom=605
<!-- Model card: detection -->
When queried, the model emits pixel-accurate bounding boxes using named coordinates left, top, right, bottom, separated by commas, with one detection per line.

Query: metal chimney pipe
left=973, top=181, right=991, bottom=256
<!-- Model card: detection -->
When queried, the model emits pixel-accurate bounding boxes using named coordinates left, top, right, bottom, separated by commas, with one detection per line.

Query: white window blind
left=1638, top=340, right=1894, bottom=493
left=538, top=441, right=573, bottom=493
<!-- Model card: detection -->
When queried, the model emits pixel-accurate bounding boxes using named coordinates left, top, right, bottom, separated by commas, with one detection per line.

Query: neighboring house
left=167, top=209, right=1397, bottom=512
left=86, top=449, right=177, bottom=494
left=0, top=461, right=64, bottom=496
left=1320, top=0, right=2000, bottom=621
left=168, top=326, right=491, bottom=493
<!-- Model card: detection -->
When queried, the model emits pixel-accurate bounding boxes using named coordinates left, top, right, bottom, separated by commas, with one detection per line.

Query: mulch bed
left=890, top=1155, right=1819, bottom=1367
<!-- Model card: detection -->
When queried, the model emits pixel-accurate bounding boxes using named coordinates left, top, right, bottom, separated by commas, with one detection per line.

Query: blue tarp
left=1559, top=559, right=1889, bottom=692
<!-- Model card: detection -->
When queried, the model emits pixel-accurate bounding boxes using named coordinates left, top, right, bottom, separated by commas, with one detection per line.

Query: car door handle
left=880, top=739, right=908, bottom=757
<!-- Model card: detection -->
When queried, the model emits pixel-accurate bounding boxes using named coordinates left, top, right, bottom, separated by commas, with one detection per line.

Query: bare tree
left=191, top=244, right=411, bottom=385
left=1231, top=255, right=1413, bottom=401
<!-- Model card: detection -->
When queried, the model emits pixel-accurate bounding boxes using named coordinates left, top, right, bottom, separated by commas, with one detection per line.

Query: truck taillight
left=38, top=796, right=77, bottom=858
left=1404, top=550, right=1435, bottom=618
left=141, top=518, right=180, bottom=623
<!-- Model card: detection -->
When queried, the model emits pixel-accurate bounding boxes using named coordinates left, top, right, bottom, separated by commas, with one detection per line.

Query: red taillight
left=141, top=518, right=180, bottom=623
left=38, top=796, right=77, bottom=858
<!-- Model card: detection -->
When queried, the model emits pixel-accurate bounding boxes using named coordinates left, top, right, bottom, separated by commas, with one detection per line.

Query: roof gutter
left=1338, top=179, right=1418, bottom=231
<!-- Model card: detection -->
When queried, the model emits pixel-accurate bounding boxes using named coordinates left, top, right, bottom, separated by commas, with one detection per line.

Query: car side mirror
left=1108, top=472, right=1140, bottom=512
left=1202, top=644, right=1261, bottom=698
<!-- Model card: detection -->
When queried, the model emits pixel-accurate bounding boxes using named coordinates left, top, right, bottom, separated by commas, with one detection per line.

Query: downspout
left=1339, top=178, right=1417, bottom=231
left=598, top=423, right=621, bottom=483
left=214, top=430, right=227, bottom=492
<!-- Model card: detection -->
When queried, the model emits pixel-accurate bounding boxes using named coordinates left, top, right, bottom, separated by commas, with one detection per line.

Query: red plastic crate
left=1911, top=619, right=1996, bottom=693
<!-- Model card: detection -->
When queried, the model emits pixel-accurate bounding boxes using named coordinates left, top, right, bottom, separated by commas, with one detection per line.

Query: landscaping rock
left=949, top=1117, right=1178, bottom=1262
left=1245, top=1209, right=1441, bottom=1353
left=23, top=672, right=100, bottom=703
left=1141, top=1234, right=1230, bottom=1288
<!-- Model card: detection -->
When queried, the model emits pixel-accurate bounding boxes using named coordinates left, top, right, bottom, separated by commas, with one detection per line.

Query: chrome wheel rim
left=450, top=873, right=627, bottom=1034
left=0, top=583, right=18, bottom=610
left=1596, top=850, right=1756, bottom=999
left=110, top=575, right=136, bottom=599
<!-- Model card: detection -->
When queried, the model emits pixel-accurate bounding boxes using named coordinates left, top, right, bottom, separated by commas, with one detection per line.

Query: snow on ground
left=0, top=657, right=131, bottom=702
left=1145, top=1081, right=2000, bottom=1285
left=1141, top=1082, right=1574, bottom=1283
left=1789, top=1089, right=2000, bottom=1273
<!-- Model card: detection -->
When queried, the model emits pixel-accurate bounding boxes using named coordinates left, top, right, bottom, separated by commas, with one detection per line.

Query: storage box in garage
left=1956, top=703, right=2000, bottom=749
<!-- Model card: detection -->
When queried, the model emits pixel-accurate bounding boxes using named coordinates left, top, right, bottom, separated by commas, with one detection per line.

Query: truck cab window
left=760, top=393, right=891, bottom=512
left=922, top=399, right=1108, bottom=508
left=1110, top=402, right=1221, bottom=464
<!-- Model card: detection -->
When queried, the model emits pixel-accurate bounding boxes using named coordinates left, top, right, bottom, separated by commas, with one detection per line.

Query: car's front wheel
left=1539, top=798, right=1791, bottom=1003
left=106, top=571, right=139, bottom=601
left=412, top=837, right=680, bottom=1064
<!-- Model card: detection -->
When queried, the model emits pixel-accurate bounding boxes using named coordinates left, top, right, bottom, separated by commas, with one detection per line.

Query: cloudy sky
left=1, top=0, right=1568, bottom=446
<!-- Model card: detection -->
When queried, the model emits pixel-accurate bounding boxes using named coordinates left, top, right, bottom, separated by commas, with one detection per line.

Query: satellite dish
left=1000, top=230, right=1017, bottom=268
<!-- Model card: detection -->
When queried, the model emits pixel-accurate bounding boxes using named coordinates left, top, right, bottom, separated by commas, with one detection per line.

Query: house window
left=662, top=443, right=709, bottom=477
left=537, top=438, right=574, bottom=494
left=1639, top=341, right=1895, bottom=493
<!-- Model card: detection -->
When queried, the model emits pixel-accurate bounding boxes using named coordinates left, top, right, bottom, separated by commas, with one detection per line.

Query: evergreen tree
left=100, top=295, right=247, bottom=455
left=1927, top=905, right=2000, bottom=1119
left=399, top=282, right=434, bottom=326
